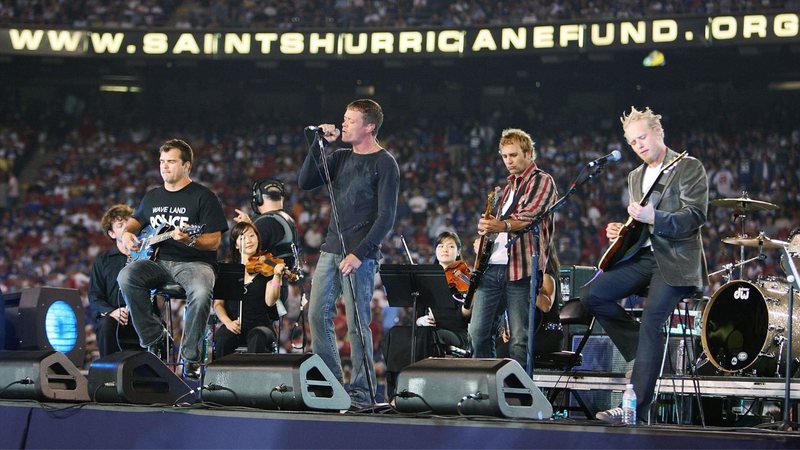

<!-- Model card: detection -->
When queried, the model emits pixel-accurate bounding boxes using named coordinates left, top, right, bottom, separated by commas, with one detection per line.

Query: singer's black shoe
left=182, top=361, right=202, bottom=380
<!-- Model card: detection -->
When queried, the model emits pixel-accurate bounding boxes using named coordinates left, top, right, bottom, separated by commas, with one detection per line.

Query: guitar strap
left=499, top=172, right=534, bottom=221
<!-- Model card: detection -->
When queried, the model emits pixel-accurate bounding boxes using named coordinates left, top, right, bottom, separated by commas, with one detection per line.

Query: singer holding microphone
left=583, top=106, right=708, bottom=425
left=298, top=99, right=399, bottom=410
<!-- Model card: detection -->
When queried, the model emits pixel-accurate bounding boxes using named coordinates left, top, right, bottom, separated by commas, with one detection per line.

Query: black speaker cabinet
left=88, top=351, right=192, bottom=404
left=0, top=350, right=89, bottom=401
left=203, top=353, right=351, bottom=411
left=396, top=358, right=553, bottom=419
left=16, top=287, right=86, bottom=367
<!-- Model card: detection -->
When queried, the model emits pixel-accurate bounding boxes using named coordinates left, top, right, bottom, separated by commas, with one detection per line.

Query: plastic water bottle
left=622, top=383, right=637, bottom=425
left=675, top=340, right=685, bottom=376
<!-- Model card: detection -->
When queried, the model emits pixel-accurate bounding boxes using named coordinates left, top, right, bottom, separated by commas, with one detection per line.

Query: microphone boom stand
left=314, top=132, right=377, bottom=406
left=508, top=162, right=607, bottom=377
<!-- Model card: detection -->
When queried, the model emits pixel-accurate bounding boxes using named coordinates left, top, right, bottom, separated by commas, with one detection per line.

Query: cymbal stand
left=777, top=246, right=799, bottom=430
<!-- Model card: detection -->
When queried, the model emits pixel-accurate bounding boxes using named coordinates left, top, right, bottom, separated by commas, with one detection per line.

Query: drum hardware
left=721, top=234, right=789, bottom=250
left=708, top=254, right=765, bottom=283
left=710, top=195, right=780, bottom=211
left=701, top=278, right=800, bottom=374
left=713, top=192, right=780, bottom=279
left=773, top=245, right=798, bottom=430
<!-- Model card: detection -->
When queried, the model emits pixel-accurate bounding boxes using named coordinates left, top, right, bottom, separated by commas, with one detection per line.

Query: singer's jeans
left=118, top=259, right=215, bottom=362
left=309, top=252, right=377, bottom=407
left=580, top=248, right=693, bottom=422
left=468, top=264, right=532, bottom=367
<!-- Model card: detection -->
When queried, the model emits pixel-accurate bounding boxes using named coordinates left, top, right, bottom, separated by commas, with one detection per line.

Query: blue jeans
left=309, top=252, right=377, bottom=407
left=580, top=249, right=694, bottom=422
left=468, top=264, right=532, bottom=367
left=117, top=259, right=215, bottom=362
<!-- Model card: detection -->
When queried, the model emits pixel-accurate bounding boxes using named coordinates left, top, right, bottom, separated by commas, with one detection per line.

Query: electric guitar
left=127, top=223, right=207, bottom=263
left=597, top=151, right=688, bottom=271
left=464, top=187, right=502, bottom=309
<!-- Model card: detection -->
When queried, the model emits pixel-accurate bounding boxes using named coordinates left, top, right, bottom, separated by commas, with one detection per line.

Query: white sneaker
left=596, top=407, right=625, bottom=424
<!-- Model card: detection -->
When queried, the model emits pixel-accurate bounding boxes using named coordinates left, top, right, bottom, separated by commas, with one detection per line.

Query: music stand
left=214, top=263, right=245, bottom=317
left=380, top=264, right=453, bottom=363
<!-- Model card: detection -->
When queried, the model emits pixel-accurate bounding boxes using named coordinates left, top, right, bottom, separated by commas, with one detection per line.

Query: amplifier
left=571, top=335, right=633, bottom=374
left=558, top=265, right=597, bottom=304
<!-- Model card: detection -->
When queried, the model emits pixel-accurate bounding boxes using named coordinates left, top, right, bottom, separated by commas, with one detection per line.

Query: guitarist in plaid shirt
left=468, top=128, right=557, bottom=368
left=584, top=107, right=708, bottom=425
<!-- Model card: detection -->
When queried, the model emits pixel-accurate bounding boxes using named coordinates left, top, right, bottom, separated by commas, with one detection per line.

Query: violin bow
left=400, top=235, right=417, bottom=265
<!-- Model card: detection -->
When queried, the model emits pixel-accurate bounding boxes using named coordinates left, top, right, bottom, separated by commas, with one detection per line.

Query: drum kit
left=700, top=193, right=800, bottom=377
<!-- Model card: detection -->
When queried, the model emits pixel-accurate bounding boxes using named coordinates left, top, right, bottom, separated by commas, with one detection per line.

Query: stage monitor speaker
left=395, top=358, right=553, bottom=419
left=88, top=351, right=192, bottom=404
left=202, top=353, right=351, bottom=411
left=16, top=287, right=86, bottom=368
left=0, top=350, right=89, bottom=401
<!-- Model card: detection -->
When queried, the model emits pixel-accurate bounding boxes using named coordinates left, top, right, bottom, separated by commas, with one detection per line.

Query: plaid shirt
left=497, top=161, right=557, bottom=281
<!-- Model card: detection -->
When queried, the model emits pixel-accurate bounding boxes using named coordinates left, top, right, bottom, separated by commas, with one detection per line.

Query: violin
left=444, top=260, right=471, bottom=294
left=245, top=252, right=301, bottom=282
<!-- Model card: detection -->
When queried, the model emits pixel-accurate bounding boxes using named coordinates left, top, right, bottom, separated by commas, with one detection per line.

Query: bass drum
left=701, top=277, right=800, bottom=374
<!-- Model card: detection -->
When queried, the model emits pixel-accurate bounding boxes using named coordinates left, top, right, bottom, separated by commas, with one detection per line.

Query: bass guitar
left=128, top=223, right=206, bottom=263
left=464, top=187, right=502, bottom=309
left=597, top=151, right=687, bottom=271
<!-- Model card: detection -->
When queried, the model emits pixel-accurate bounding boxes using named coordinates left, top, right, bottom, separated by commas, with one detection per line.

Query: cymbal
left=710, top=197, right=779, bottom=211
left=722, top=234, right=789, bottom=250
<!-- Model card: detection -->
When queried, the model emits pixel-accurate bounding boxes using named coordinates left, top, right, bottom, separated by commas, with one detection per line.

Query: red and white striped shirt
left=495, top=161, right=557, bottom=281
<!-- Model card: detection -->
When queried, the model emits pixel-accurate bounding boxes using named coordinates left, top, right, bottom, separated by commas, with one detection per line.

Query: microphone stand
left=312, top=131, right=377, bottom=406
left=508, top=161, right=607, bottom=377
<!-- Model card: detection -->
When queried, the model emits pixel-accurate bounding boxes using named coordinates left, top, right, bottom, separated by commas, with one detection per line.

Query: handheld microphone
left=588, top=149, right=622, bottom=167
left=305, top=125, right=324, bottom=132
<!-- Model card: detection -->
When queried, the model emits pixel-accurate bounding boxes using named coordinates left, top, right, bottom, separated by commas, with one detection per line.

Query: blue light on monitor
left=44, top=300, right=78, bottom=352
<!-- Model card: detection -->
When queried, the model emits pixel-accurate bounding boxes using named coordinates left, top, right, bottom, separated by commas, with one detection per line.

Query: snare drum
left=701, top=277, right=800, bottom=373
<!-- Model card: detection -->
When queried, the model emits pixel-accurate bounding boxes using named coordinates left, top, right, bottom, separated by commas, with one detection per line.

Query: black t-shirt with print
left=133, top=182, right=228, bottom=266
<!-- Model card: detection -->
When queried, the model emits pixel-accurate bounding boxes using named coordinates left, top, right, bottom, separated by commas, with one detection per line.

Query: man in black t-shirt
left=118, top=139, right=228, bottom=379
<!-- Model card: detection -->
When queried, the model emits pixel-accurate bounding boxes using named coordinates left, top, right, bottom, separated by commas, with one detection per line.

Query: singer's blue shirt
left=298, top=134, right=399, bottom=261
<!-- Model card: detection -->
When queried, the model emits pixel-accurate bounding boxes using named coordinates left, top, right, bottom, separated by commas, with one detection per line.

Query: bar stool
left=151, top=282, right=186, bottom=367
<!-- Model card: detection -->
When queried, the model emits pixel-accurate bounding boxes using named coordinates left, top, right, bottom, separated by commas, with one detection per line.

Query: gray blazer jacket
left=627, top=149, right=709, bottom=289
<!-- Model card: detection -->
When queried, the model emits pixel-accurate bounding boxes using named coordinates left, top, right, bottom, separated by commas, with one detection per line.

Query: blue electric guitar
left=127, top=223, right=206, bottom=263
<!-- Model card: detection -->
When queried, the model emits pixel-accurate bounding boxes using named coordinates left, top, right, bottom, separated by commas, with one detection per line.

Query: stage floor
left=2, top=397, right=799, bottom=449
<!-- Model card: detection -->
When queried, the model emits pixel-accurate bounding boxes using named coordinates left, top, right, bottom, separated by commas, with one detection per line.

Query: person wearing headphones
left=234, top=178, right=299, bottom=269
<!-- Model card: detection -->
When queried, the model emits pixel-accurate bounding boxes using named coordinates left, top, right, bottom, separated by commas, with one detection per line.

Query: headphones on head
left=251, top=178, right=284, bottom=212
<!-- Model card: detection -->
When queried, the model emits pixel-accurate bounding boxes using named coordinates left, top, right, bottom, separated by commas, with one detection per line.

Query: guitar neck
left=148, top=232, right=176, bottom=246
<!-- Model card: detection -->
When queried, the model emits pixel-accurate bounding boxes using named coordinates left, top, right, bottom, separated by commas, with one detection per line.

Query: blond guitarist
left=583, top=107, right=708, bottom=425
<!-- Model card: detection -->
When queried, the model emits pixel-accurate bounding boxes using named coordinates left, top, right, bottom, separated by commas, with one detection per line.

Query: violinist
left=381, top=231, right=471, bottom=398
left=212, top=222, right=286, bottom=359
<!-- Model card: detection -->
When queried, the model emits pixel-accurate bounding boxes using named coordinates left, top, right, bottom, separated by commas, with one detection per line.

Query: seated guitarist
left=118, top=139, right=228, bottom=379
left=469, top=128, right=557, bottom=368
left=583, top=107, right=708, bottom=425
